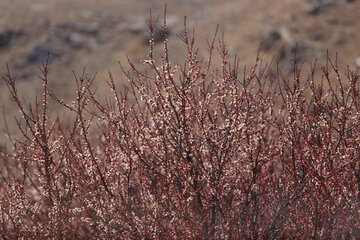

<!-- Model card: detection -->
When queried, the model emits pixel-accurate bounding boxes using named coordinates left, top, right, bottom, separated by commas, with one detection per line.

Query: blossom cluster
left=1, top=13, right=359, bottom=239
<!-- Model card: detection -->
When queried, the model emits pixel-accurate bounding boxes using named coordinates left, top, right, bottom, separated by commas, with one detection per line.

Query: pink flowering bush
left=1, top=12, right=360, bottom=239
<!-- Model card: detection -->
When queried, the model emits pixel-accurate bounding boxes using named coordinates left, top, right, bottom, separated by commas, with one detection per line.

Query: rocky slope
left=1, top=0, right=359, bottom=147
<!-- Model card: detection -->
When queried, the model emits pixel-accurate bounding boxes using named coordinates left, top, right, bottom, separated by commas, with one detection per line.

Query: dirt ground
left=1, top=0, right=359, bottom=148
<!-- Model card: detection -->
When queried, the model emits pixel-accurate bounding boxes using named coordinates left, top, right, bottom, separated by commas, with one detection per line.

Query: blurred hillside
left=1, top=0, right=360, bottom=147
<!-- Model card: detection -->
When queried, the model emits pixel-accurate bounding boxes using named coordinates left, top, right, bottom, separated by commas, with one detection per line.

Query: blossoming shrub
left=1, top=14, right=360, bottom=239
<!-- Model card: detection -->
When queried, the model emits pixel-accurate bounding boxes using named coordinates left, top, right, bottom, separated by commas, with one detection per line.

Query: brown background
left=1, top=0, right=359, bottom=148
